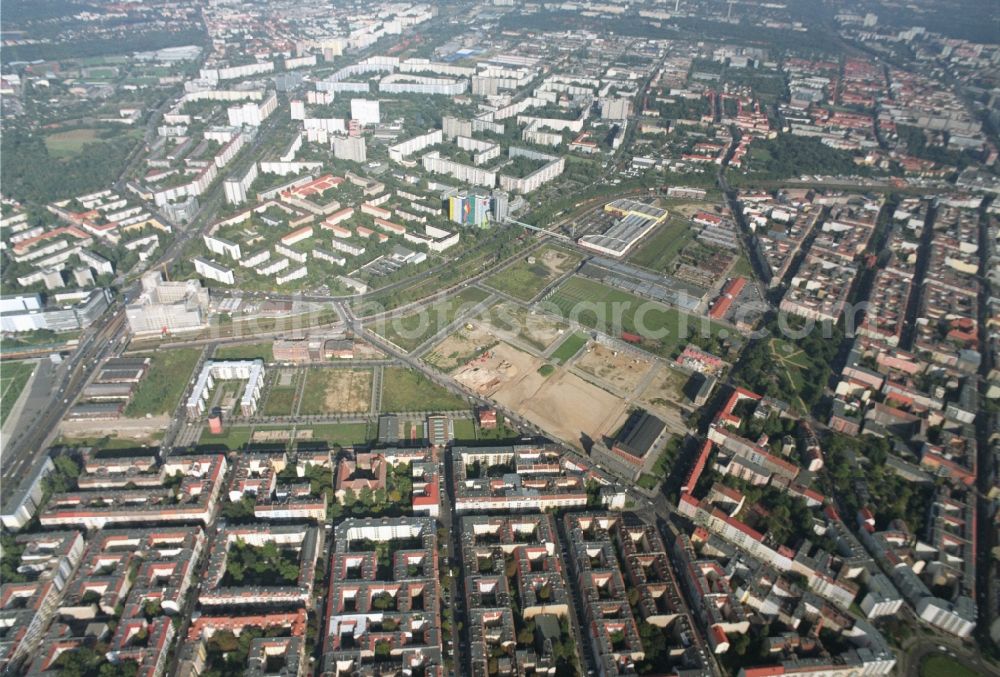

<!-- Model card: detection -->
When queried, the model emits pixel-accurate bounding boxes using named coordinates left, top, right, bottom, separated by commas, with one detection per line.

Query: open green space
left=262, top=387, right=297, bottom=416
left=453, top=418, right=476, bottom=440
left=628, top=219, right=694, bottom=272
left=550, top=332, right=588, bottom=364
left=1, top=329, right=81, bottom=352
left=484, top=247, right=581, bottom=301
left=213, top=342, right=274, bottom=362
left=125, top=348, right=202, bottom=417
left=304, top=422, right=373, bottom=446
left=373, top=287, right=490, bottom=352
left=380, top=367, right=467, bottom=412
left=545, top=276, right=728, bottom=359
left=730, top=252, right=755, bottom=277
left=0, top=361, right=35, bottom=426
left=199, top=426, right=254, bottom=451
left=43, top=128, right=100, bottom=157
left=919, top=655, right=980, bottom=677
left=476, top=413, right=521, bottom=440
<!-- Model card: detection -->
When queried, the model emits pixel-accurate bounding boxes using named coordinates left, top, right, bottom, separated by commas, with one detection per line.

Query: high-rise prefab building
left=448, top=191, right=491, bottom=227
left=350, top=99, right=380, bottom=126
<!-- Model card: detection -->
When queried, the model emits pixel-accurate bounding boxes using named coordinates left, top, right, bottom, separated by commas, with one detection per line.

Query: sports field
left=545, top=276, right=726, bottom=358
left=44, top=128, right=100, bottom=157
left=627, top=219, right=693, bottom=272
left=550, top=332, right=588, bottom=364
left=0, top=361, right=35, bottom=426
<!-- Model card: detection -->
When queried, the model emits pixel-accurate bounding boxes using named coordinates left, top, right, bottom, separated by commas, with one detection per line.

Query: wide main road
left=1, top=308, right=128, bottom=482
left=0, top=70, right=291, bottom=482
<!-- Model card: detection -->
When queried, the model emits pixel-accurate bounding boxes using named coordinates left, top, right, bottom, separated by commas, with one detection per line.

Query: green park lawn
left=919, top=655, right=980, bottom=677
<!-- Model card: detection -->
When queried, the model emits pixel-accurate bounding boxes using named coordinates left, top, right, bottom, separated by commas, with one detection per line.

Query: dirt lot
left=453, top=341, right=628, bottom=449
left=574, top=344, right=654, bottom=395
left=539, top=247, right=577, bottom=276
left=303, top=368, right=372, bottom=414
left=673, top=202, right=707, bottom=218
left=484, top=302, right=569, bottom=353
left=636, top=365, right=690, bottom=432
left=58, top=417, right=169, bottom=438
left=350, top=339, right=385, bottom=359
left=252, top=429, right=315, bottom=442
left=425, top=323, right=500, bottom=372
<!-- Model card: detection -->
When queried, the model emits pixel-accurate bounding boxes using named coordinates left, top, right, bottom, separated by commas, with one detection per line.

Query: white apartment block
left=193, top=257, right=235, bottom=285
left=314, top=248, right=347, bottom=266
left=329, top=239, right=365, bottom=256
left=257, top=257, right=290, bottom=276
left=223, top=162, right=258, bottom=206
left=203, top=234, right=242, bottom=260
left=456, top=135, right=501, bottom=165
left=332, top=135, right=367, bottom=163
left=388, top=129, right=443, bottom=163
left=275, top=243, right=308, bottom=263
left=241, top=249, right=270, bottom=268
left=227, top=92, right=278, bottom=127
left=350, top=99, right=380, bottom=125
left=422, top=152, right=497, bottom=187
left=276, top=266, right=308, bottom=285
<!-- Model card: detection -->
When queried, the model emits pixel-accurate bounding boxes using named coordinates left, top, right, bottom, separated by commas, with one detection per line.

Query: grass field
left=453, top=418, right=476, bottom=440
left=919, top=655, right=979, bottom=677
left=546, top=277, right=726, bottom=358
left=730, top=252, right=755, bottom=277
left=380, top=367, right=467, bottom=412
left=373, top=287, right=490, bottom=352
left=484, top=247, right=581, bottom=301
left=214, top=342, right=274, bottom=362
left=262, top=387, right=297, bottom=416
left=44, top=128, right=100, bottom=157
left=627, top=219, right=694, bottom=272
left=125, top=348, right=202, bottom=417
left=304, top=422, right=372, bottom=446
left=550, top=332, right=588, bottom=364
left=0, top=361, right=35, bottom=426
left=198, top=426, right=254, bottom=451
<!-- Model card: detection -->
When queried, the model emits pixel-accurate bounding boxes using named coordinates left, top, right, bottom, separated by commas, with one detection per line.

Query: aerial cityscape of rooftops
left=0, top=0, right=999, bottom=675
